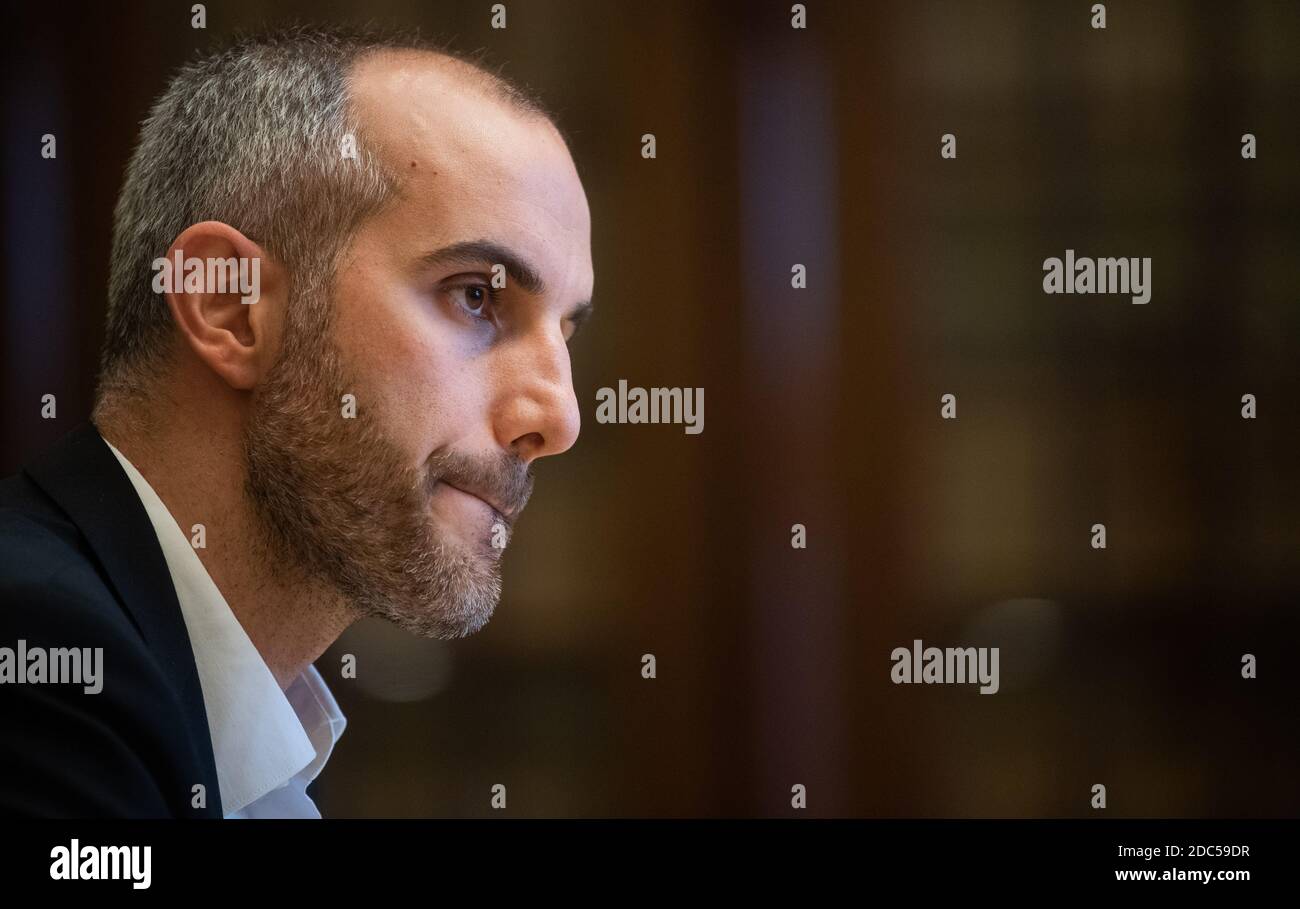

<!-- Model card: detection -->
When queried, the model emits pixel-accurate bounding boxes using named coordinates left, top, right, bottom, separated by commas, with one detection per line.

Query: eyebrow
left=419, top=238, right=594, bottom=329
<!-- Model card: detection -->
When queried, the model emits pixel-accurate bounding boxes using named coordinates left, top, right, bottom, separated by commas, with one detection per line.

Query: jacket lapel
left=23, top=420, right=221, bottom=815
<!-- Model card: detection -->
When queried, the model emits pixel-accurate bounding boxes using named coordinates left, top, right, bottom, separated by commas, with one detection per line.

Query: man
left=0, top=26, right=594, bottom=817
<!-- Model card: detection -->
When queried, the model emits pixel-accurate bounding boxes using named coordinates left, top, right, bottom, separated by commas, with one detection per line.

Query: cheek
left=337, top=279, right=486, bottom=459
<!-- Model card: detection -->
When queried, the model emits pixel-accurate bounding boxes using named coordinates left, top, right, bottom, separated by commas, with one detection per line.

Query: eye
left=446, top=282, right=499, bottom=321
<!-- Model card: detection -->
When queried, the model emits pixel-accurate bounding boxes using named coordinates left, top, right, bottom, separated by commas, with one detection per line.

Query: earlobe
left=159, top=221, right=283, bottom=392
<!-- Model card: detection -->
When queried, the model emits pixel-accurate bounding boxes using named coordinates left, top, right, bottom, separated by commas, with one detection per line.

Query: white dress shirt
left=103, top=437, right=346, bottom=818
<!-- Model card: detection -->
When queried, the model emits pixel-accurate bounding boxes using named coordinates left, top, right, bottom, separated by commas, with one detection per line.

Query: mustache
left=425, top=448, right=534, bottom=524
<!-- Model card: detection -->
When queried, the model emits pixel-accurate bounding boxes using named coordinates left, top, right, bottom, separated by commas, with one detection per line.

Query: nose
left=494, top=327, right=581, bottom=464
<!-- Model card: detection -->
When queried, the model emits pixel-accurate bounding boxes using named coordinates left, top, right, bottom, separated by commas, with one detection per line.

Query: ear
left=156, top=221, right=286, bottom=392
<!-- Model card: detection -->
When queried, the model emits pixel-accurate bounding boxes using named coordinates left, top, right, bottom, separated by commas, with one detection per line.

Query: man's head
left=93, top=27, right=593, bottom=638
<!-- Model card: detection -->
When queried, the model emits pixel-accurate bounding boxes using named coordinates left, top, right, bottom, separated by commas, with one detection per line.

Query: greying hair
left=94, top=25, right=554, bottom=414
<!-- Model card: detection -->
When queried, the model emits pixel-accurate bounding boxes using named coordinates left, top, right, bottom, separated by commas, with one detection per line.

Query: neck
left=96, top=409, right=357, bottom=690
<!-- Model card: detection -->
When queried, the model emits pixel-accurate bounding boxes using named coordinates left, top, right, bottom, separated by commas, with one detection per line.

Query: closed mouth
left=441, top=480, right=513, bottom=524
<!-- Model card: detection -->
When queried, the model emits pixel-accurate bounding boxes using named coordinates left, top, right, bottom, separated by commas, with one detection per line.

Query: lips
left=441, top=480, right=513, bottom=523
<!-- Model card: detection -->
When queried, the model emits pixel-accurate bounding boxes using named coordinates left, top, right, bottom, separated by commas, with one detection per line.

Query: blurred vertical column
left=2, top=25, right=73, bottom=471
left=737, top=22, right=845, bottom=811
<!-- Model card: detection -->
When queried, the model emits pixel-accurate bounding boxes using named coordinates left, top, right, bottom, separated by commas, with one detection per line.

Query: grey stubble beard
left=241, top=290, right=503, bottom=640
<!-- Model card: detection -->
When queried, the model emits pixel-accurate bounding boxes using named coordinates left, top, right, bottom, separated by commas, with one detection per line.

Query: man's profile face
left=243, top=51, right=593, bottom=638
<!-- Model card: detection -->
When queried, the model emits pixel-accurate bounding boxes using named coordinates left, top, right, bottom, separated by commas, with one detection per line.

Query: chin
left=368, top=552, right=504, bottom=640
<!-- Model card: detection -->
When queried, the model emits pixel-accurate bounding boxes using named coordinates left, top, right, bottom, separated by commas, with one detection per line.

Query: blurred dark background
left=2, top=0, right=1297, bottom=816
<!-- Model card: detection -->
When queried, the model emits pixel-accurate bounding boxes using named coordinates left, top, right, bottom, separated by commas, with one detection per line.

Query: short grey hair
left=94, top=25, right=556, bottom=413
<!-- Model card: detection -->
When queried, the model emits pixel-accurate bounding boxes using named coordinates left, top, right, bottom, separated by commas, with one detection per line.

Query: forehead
left=347, top=51, right=592, bottom=293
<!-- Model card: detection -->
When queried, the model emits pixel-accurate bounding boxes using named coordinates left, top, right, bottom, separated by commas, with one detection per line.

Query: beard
left=241, top=287, right=532, bottom=639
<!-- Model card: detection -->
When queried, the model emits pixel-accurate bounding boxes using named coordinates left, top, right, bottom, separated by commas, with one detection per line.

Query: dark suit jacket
left=0, top=421, right=221, bottom=817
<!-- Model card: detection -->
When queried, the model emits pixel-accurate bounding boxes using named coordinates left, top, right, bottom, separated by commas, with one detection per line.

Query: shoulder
left=0, top=475, right=207, bottom=818
left=0, top=487, right=137, bottom=643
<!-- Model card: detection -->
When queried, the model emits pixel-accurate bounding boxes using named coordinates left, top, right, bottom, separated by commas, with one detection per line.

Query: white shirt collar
left=103, top=437, right=346, bottom=817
